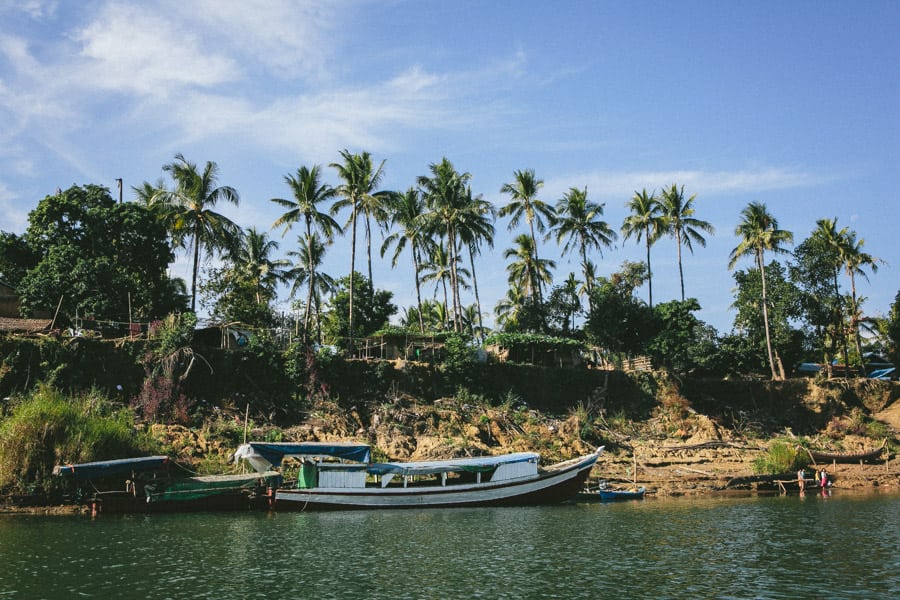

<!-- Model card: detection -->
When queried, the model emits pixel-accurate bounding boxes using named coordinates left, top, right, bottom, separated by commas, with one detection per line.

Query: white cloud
left=72, top=3, right=239, bottom=97
left=0, top=0, right=57, bottom=19
left=545, top=166, right=826, bottom=200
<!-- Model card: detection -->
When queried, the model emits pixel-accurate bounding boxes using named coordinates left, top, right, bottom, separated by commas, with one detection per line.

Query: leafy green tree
left=621, top=188, right=665, bottom=308
left=0, top=231, right=38, bottom=288
left=144, top=153, right=241, bottom=312
left=659, top=184, right=714, bottom=301
left=729, top=202, right=793, bottom=379
left=791, top=223, right=845, bottom=370
left=553, top=186, right=616, bottom=313
left=322, top=273, right=397, bottom=345
left=646, top=299, right=702, bottom=373
left=330, top=150, right=389, bottom=343
left=272, top=165, right=341, bottom=344
left=202, top=228, right=288, bottom=327
left=584, top=265, right=654, bottom=357
left=887, top=291, right=900, bottom=368
left=500, top=169, right=555, bottom=306
left=16, top=184, right=185, bottom=321
left=731, top=260, right=804, bottom=377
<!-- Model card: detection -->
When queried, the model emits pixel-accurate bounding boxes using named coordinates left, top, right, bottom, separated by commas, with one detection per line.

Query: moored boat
left=233, top=442, right=603, bottom=510
left=806, top=440, right=886, bottom=464
left=577, top=482, right=646, bottom=502
left=54, top=456, right=281, bottom=514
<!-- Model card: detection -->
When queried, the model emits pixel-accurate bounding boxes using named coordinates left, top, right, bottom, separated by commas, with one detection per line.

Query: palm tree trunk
left=529, top=220, right=544, bottom=306
left=468, top=243, right=485, bottom=340
left=348, top=205, right=358, bottom=349
left=190, top=232, right=200, bottom=313
left=834, top=270, right=849, bottom=376
left=676, top=230, right=685, bottom=301
left=413, top=246, right=425, bottom=333
left=581, top=242, right=593, bottom=315
left=365, top=215, right=375, bottom=300
left=850, top=273, right=866, bottom=376
left=303, top=217, right=314, bottom=346
left=758, top=250, right=778, bottom=380
left=645, top=234, right=653, bottom=309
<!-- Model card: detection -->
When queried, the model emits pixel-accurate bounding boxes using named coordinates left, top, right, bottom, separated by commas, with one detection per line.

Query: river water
left=1, top=491, right=898, bottom=599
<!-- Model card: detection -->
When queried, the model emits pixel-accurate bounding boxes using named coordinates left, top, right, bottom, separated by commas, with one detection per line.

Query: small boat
left=577, top=481, right=645, bottom=502
left=233, top=442, right=603, bottom=510
left=806, top=440, right=886, bottom=464
left=54, top=456, right=281, bottom=514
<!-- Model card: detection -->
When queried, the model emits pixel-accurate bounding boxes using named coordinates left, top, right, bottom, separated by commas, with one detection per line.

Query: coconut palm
left=420, top=244, right=470, bottom=330
left=729, top=202, right=793, bottom=380
left=810, top=217, right=850, bottom=372
left=504, top=233, right=555, bottom=301
left=271, top=165, right=341, bottom=343
left=621, top=189, right=665, bottom=308
left=287, top=232, right=336, bottom=344
left=458, top=186, right=495, bottom=340
left=226, top=227, right=289, bottom=306
left=381, top=188, right=433, bottom=333
left=839, top=229, right=881, bottom=374
left=417, top=158, right=472, bottom=331
left=553, top=186, right=616, bottom=313
left=499, top=169, right=555, bottom=304
left=149, top=153, right=241, bottom=312
left=659, top=184, right=714, bottom=301
left=494, top=286, right=526, bottom=332
left=330, top=150, right=388, bottom=345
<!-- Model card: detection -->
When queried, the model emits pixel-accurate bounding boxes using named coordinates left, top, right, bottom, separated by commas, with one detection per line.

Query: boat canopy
left=234, top=442, right=372, bottom=473
left=367, top=452, right=540, bottom=477
left=53, top=456, right=170, bottom=480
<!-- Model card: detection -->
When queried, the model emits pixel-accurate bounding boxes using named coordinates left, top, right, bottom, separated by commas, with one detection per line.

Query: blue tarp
left=237, top=442, right=372, bottom=467
left=367, top=452, right=539, bottom=477
left=53, top=456, right=169, bottom=480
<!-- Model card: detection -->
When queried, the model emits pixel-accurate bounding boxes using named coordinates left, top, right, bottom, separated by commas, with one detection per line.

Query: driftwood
left=662, top=441, right=758, bottom=452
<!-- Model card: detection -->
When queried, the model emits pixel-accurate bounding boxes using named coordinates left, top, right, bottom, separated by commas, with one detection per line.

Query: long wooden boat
left=806, top=440, right=886, bottom=464
left=233, top=442, right=603, bottom=510
left=54, top=456, right=281, bottom=514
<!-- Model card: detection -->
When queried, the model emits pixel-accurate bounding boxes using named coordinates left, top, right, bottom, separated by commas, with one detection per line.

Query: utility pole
left=115, top=178, right=123, bottom=203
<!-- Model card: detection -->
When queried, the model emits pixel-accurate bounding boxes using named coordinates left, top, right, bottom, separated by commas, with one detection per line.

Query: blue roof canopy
left=235, top=442, right=372, bottom=470
left=53, top=456, right=169, bottom=480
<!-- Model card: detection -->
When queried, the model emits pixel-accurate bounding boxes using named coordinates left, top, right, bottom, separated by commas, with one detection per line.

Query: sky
left=1, top=0, right=898, bottom=333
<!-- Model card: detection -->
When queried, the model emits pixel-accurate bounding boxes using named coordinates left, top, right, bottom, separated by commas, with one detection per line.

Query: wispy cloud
left=545, top=166, right=830, bottom=200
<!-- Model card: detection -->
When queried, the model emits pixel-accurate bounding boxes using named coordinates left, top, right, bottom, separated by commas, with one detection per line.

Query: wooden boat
left=577, top=482, right=645, bottom=502
left=806, top=440, right=886, bottom=464
left=54, top=456, right=281, bottom=514
left=233, top=442, right=603, bottom=510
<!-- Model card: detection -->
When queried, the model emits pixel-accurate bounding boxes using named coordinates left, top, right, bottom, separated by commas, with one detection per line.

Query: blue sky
left=1, top=0, right=897, bottom=333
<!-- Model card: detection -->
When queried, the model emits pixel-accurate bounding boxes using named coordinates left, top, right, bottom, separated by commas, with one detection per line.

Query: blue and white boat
left=233, top=442, right=602, bottom=510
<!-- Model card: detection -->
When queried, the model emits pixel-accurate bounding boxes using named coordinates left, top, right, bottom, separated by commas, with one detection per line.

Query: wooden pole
left=243, top=403, right=250, bottom=444
left=49, top=295, right=64, bottom=330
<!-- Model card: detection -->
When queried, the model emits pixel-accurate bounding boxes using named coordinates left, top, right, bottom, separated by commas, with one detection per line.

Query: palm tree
left=271, top=165, right=341, bottom=343
left=811, top=217, right=850, bottom=372
left=553, top=186, right=616, bottom=314
left=149, top=153, right=241, bottom=312
left=381, top=188, right=433, bottom=333
left=417, top=158, right=472, bottom=331
left=330, top=150, right=388, bottom=346
left=226, top=227, right=289, bottom=306
left=621, top=188, right=665, bottom=308
left=659, top=184, right=714, bottom=301
left=286, top=232, right=336, bottom=344
left=504, top=233, right=555, bottom=301
left=839, top=229, right=881, bottom=374
left=420, top=244, right=470, bottom=330
left=494, top=286, right=526, bottom=332
left=458, top=186, right=495, bottom=340
left=499, top=169, right=555, bottom=304
left=729, top=202, right=793, bottom=380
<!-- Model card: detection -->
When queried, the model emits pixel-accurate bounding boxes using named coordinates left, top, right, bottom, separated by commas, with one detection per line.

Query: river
left=1, top=491, right=898, bottom=599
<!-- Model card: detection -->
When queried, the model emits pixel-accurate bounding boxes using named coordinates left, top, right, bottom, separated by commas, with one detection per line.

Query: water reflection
left=1, top=493, right=898, bottom=599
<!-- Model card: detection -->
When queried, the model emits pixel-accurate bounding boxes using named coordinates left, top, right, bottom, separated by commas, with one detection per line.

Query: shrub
left=753, top=440, right=808, bottom=475
left=0, top=385, right=157, bottom=495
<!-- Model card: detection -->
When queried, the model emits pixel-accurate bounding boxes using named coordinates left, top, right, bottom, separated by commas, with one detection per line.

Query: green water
left=1, top=492, right=898, bottom=599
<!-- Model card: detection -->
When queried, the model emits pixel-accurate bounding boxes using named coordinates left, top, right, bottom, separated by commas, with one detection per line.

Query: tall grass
left=0, top=385, right=158, bottom=495
left=752, top=440, right=809, bottom=475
